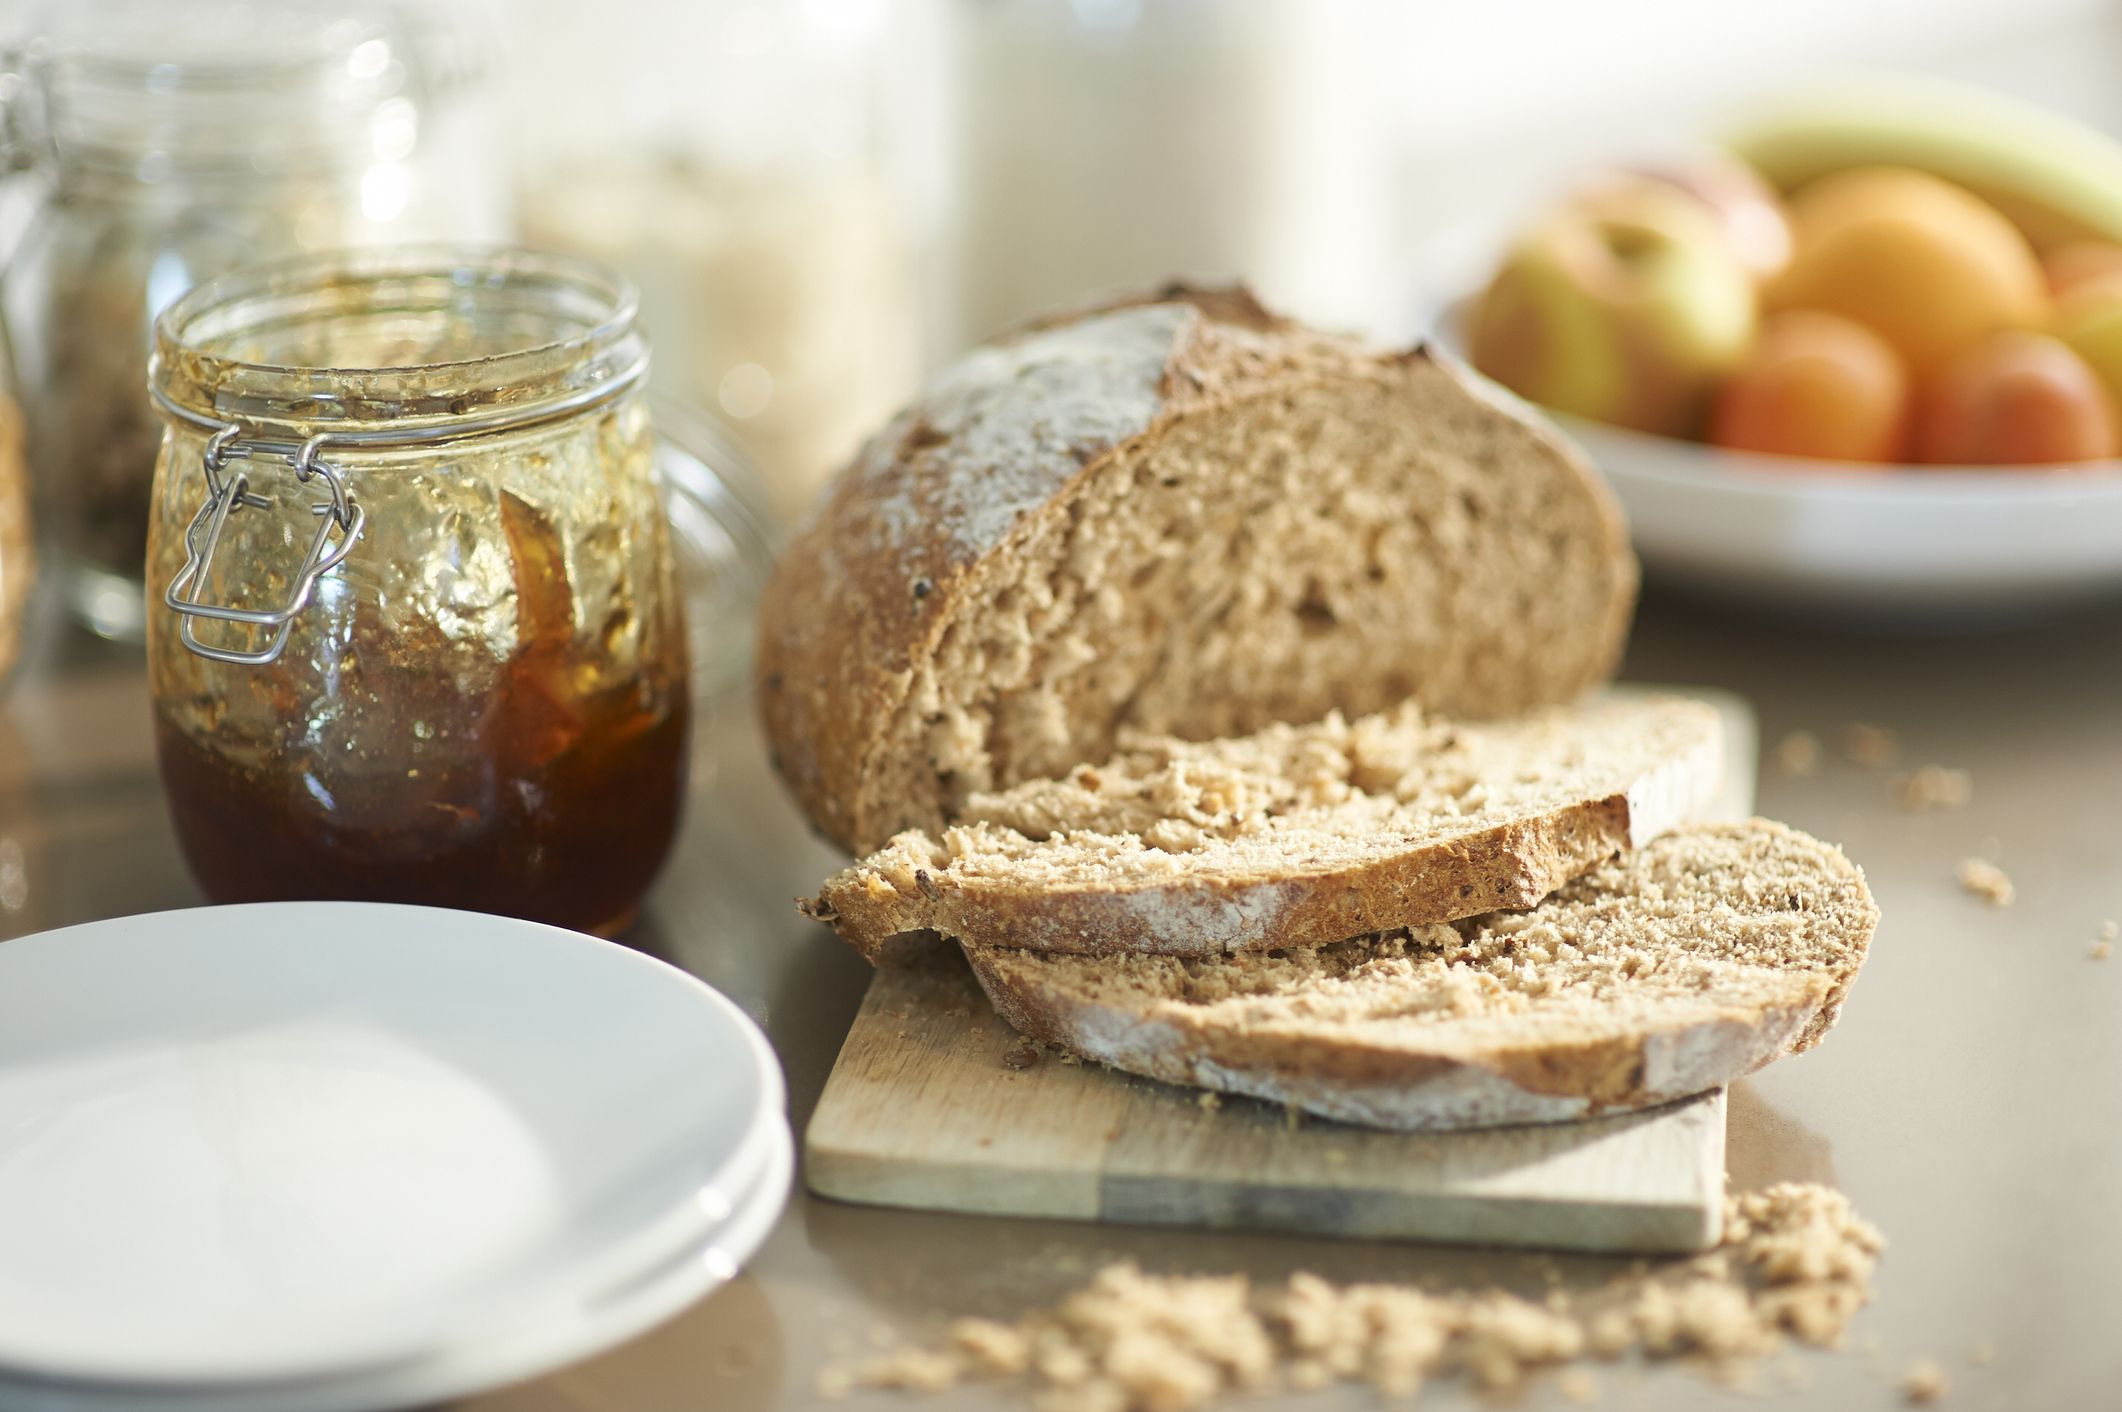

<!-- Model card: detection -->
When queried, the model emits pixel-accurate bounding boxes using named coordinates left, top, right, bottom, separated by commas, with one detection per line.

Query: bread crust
left=962, top=821, right=1877, bottom=1131
left=805, top=696, right=1720, bottom=962
left=756, top=286, right=1636, bottom=855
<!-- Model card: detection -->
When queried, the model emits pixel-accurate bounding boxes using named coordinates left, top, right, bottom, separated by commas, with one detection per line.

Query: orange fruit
left=1915, top=331, right=2118, bottom=466
left=1710, top=310, right=1910, bottom=463
left=1770, top=167, right=2046, bottom=375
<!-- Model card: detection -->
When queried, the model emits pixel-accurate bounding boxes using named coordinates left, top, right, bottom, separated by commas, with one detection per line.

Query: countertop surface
left=2, top=590, right=2118, bottom=1412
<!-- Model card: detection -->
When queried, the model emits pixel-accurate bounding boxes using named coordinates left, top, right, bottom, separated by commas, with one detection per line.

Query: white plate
left=0, top=904, right=785, bottom=1395
left=1562, top=417, right=2122, bottom=623
left=0, top=1118, right=794, bottom=1412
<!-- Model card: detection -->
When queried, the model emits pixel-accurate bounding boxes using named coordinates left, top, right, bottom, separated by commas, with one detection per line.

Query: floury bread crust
left=804, top=695, right=1723, bottom=962
left=757, top=286, right=1638, bottom=856
left=964, top=822, right=1877, bottom=1131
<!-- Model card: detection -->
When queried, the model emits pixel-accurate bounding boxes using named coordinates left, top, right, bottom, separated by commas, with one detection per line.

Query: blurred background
left=10, top=0, right=2117, bottom=507
left=487, top=0, right=2122, bottom=509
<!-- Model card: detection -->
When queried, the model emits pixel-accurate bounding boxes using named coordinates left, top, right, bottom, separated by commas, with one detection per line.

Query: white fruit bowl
left=1551, top=416, right=2122, bottom=623
left=1418, top=281, right=2122, bottom=625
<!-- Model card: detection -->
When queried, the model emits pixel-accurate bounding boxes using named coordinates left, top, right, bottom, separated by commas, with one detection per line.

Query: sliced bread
left=757, top=285, right=1637, bottom=855
left=805, top=693, right=1723, bottom=963
left=963, top=820, right=1876, bottom=1130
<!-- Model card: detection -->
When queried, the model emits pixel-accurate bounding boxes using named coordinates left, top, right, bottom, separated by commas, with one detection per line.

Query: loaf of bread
left=767, top=286, right=1875, bottom=1134
left=964, top=821, right=1878, bottom=1130
left=805, top=693, right=1722, bottom=962
left=758, top=286, right=1637, bottom=856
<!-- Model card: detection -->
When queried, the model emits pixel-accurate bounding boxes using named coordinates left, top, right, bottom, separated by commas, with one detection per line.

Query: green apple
left=1468, top=182, right=1758, bottom=438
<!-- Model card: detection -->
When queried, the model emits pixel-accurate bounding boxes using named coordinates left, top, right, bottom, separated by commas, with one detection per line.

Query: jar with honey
left=146, top=246, right=688, bottom=936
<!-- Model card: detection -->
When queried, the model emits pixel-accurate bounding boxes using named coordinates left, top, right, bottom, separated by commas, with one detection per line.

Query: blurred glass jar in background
left=946, top=0, right=1390, bottom=342
left=507, top=0, right=933, bottom=523
left=0, top=0, right=509, bottom=642
left=146, top=247, right=688, bottom=937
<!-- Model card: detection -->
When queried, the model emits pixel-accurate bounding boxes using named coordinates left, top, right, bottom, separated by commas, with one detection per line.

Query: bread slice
left=757, top=285, right=1637, bottom=855
left=963, top=821, right=1876, bottom=1131
left=804, top=694, right=1723, bottom=963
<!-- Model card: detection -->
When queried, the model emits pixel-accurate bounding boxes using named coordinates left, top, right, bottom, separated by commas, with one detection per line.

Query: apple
left=1627, top=152, right=1796, bottom=285
left=1468, top=182, right=1758, bottom=438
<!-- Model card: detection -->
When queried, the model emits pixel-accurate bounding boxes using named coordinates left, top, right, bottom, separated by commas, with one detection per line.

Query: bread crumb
left=862, top=1348, right=965, bottom=1392
left=1196, top=1092, right=1221, bottom=1112
left=1843, top=723, right=1900, bottom=769
left=1957, top=859, right=2015, bottom=907
left=1901, top=1358, right=1949, bottom=1403
left=1003, top=1043, right=1042, bottom=1071
left=1774, top=731, right=1821, bottom=777
left=1891, top=766, right=1970, bottom=811
left=2100, top=920, right=2118, bottom=941
left=953, top=1318, right=1033, bottom=1375
left=823, top=1183, right=1882, bottom=1410
left=2092, top=941, right=2113, bottom=961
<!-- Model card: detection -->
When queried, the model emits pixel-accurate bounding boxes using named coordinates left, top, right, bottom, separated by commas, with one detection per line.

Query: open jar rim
left=150, top=245, right=647, bottom=441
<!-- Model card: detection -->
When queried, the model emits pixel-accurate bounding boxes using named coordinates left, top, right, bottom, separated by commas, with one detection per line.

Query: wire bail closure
left=164, top=426, right=366, bottom=666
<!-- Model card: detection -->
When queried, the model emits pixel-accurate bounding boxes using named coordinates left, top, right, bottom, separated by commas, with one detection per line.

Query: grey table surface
left=2, top=590, right=2118, bottom=1412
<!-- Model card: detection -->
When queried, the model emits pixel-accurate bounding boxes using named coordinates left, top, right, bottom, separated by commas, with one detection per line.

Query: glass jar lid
left=151, top=244, right=648, bottom=442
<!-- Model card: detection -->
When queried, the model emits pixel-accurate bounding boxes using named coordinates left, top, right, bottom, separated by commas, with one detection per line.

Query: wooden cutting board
left=804, top=686, right=1755, bottom=1254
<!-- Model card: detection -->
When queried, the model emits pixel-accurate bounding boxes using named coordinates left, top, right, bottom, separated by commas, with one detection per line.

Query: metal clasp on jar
left=162, top=421, right=365, bottom=666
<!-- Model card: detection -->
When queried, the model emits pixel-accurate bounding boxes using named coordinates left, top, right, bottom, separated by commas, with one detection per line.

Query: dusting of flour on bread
left=849, top=305, right=1188, bottom=565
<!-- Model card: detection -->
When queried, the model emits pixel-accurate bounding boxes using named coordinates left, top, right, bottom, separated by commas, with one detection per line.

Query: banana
left=1725, top=72, right=2122, bottom=251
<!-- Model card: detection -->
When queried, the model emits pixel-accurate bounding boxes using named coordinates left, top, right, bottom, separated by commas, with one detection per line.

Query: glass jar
left=505, top=0, right=931, bottom=523
left=145, top=246, right=688, bottom=937
left=1, top=0, right=508, bottom=640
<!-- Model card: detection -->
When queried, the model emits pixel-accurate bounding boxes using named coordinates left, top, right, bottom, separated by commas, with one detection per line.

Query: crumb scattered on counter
left=1196, top=1092, right=1220, bottom=1112
left=1957, top=858, right=2015, bottom=907
left=2100, top=920, right=2117, bottom=940
left=1901, top=1358, right=1949, bottom=1403
left=1843, top=723, right=1900, bottom=769
left=1002, top=1042, right=1041, bottom=1071
left=1891, top=766, right=1971, bottom=811
left=2092, top=941, right=2113, bottom=961
left=857, top=1348, right=963, bottom=1393
left=1774, top=730, right=1821, bottom=777
left=820, top=1183, right=1884, bottom=1412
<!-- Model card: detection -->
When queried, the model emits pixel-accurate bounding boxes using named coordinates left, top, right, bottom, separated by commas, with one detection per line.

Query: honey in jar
left=145, top=247, right=689, bottom=935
